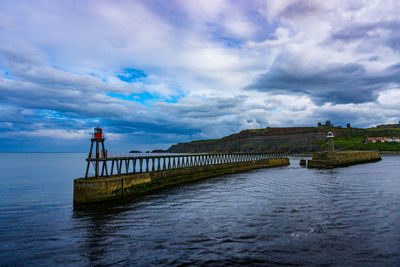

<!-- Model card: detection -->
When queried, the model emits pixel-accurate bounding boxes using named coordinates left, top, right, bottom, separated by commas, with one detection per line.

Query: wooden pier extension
left=74, top=152, right=290, bottom=204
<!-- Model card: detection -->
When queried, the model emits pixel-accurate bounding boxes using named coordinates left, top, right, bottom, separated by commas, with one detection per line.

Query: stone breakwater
left=307, top=151, right=381, bottom=169
left=74, top=158, right=290, bottom=204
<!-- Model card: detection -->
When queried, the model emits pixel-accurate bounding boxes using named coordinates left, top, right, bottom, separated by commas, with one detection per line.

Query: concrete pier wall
left=74, top=158, right=290, bottom=204
left=307, top=151, right=381, bottom=169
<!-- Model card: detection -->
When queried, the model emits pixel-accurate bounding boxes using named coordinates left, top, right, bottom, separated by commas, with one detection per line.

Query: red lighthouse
left=85, top=126, right=108, bottom=178
left=93, top=127, right=103, bottom=140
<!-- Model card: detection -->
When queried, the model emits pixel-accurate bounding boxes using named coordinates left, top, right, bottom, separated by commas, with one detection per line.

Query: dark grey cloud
left=156, top=95, right=248, bottom=118
left=246, top=62, right=400, bottom=105
left=278, top=0, right=320, bottom=19
left=330, top=21, right=400, bottom=52
left=368, top=56, right=380, bottom=62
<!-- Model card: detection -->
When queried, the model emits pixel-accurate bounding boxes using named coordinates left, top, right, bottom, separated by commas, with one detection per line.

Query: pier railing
left=85, top=152, right=288, bottom=178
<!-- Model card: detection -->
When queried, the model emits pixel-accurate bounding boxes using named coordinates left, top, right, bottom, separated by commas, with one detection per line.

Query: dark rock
left=151, top=149, right=167, bottom=153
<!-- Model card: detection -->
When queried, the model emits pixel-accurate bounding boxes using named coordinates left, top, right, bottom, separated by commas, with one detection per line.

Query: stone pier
left=74, top=153, right=290, bottom=204
left=307, top=151, right=381, bottom=169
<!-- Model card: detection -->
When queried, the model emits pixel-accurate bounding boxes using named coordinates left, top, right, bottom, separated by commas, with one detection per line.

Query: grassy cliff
left=322, top=130, right=400, bottom=151
left=167, top=127, right=400, bottom=153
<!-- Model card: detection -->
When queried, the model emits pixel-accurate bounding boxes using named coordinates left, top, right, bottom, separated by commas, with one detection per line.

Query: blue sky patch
left=107, top=91, right=183, bottom=105
left=164, top=94, right=181, bottom=103
left=1, top=69, right=11, bottom=79
left=117, top=68, right=148, bottom=83
left=38, top=109, right=71, bottom=120
left=107, top=92, right=153, bottom=104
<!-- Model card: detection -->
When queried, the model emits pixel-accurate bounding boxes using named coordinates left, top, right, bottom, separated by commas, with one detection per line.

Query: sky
left=1, top=0, right=400, bottom=152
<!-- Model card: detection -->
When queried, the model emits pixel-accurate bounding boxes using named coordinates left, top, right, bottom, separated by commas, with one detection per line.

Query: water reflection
left=1, top=155, right=400, bottom=265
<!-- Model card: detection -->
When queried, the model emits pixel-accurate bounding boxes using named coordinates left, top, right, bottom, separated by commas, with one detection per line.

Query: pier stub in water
left=307, top=151, right=381, bottom=169
left=307, top=131, right=381, bottom=168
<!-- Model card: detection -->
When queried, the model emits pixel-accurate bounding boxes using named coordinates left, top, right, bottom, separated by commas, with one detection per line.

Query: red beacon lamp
left=85, top=126, right=108, bottom=178
left=93, top=127, right=103, bottom=140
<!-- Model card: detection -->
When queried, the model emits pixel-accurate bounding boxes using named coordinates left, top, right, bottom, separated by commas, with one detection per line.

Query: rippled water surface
left=1, top=153, right=400, bottom=265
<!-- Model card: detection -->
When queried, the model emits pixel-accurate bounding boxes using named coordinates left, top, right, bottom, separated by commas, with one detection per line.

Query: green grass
left=242, top=142, right=253, bottom=148
left=320, top=134, right=400, bottom=151
left=249, top=128, right=267, bottom=132
left=190, top=139, right=218, bottom=144
left=342, top=142, right=400, bottom=151
left=364, top=128, right=400, bottom=132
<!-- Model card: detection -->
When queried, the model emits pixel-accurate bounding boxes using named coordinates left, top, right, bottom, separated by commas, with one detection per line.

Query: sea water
left=0, top=153, right=399, bottom=265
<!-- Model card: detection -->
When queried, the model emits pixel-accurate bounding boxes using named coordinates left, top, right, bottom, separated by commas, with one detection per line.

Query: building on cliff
left=376, top=121, right=400, bottom=128
left=318, top=120, right=334, bottom=127
left=366, top=137, right=400, bottom=143
left=317, top=120, right=352, bottom=128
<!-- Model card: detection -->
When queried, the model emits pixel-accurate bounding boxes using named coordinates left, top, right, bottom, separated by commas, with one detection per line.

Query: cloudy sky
left=1, top=0, right=400, bottom=152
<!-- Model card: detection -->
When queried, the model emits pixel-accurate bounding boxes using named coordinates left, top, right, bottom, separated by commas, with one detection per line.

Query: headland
left=167, top=125, right=400, bottom=154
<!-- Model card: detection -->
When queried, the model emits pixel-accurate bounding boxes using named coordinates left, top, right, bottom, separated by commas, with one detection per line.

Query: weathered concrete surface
left=307, top=151, right=381, bottom=169
left=74, top=158, right=289, bottom=204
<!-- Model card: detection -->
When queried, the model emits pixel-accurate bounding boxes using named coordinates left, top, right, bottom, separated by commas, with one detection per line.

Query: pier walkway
left=86, top=152, right=288, bottom=178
